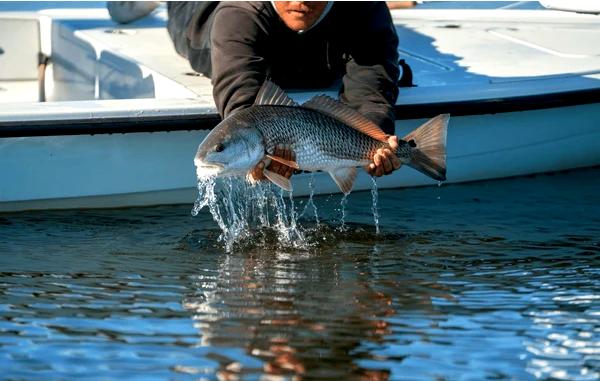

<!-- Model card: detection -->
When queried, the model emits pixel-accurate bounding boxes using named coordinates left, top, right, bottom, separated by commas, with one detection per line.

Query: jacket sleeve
left=210, top=5, right=267, bottom=118
left=340, top=3, right=400, bottom=135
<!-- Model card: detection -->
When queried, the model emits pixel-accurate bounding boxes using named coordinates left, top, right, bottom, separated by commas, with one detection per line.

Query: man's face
left=273, top=1, right=328, bottom=32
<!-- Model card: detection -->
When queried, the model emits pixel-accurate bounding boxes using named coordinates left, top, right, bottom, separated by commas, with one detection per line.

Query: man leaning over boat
left=108, top=1, right=405, bottom=180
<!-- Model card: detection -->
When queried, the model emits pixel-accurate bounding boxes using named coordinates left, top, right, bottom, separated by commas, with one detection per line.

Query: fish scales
left=241, top=105, right=390, bottom=170
left=194, top=80, right=448, bottom=193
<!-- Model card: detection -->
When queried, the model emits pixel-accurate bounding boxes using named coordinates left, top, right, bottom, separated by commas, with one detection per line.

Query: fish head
left=194, top=116, right=264, bottom=179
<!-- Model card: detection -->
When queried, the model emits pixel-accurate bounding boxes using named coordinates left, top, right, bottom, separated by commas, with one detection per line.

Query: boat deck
left=2, top=5, right=600, bottom=111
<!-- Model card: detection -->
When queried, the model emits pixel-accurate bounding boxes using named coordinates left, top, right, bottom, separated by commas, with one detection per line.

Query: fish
left=194, top=80, right=449, bottom=194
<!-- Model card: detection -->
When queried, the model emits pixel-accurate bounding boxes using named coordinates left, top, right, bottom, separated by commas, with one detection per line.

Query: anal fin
left=263, top=169, right=293, bottom=192
left=328, top=167, right=357, bottom=195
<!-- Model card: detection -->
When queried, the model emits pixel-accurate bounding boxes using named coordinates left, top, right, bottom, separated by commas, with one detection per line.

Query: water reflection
left=181, top=227, right=450, bottom=380
left=177, top=213, right=599, bottom=380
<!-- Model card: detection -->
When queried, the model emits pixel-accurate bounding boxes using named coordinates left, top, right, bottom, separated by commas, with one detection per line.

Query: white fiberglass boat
left=1, top=2, right=599, bottom=212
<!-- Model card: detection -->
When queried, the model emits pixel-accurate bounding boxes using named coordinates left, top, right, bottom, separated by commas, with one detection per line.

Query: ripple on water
left=1, top=168, right=599, bottom=379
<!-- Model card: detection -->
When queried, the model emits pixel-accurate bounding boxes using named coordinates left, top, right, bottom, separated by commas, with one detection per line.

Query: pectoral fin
left=266, top=154, right=300, bottom=169
left=263, top=169, right=293, bottom=192
left=328, top=167, right=357, bottom=195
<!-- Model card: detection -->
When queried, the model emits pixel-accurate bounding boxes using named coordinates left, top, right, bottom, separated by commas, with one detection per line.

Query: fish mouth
left=196, top=163, right=223, bottom=170
left=194, top=160, right=224, bottom=179
left=194, top=155, right=223, bottom=168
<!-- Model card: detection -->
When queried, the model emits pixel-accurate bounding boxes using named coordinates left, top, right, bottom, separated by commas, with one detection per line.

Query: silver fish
left=194, top=80, right=449, bottom=194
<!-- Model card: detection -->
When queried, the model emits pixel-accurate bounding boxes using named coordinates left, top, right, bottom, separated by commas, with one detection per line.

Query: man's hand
left=249, top=144, right=296, bottom=182
left=365, top=135, right=402, bottom=177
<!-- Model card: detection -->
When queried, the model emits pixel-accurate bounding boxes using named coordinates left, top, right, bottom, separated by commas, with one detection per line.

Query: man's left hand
left=365, top=135, right=402, bottom=177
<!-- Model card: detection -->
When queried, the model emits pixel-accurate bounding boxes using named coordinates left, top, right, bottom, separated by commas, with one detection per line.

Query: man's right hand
left=365, top=135, right=402, bottom=177
left=249, top=144, right=296, bottom=182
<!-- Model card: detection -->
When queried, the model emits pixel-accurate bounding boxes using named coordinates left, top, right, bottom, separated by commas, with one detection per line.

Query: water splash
left=192, top=172, right=393, bottom=249
left=192, top=176, right=310, bottom=251
left=371, top=177, right=380, bottom=234
left=192, top=176, right=249, bottom=250
left=191, top=176, right=213, bottom=217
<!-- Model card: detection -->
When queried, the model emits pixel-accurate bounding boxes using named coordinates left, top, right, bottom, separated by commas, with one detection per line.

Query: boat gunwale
left=1, top=87, right=600, bottom=137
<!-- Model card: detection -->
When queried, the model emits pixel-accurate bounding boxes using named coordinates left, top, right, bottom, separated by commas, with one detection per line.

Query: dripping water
left=193, top=172, right=391, bottom=249
left=299, top=173, right=319, bottom=225
left=371, top=177, right=380, bottom=234
left=338, top=194, right=348, bottom=232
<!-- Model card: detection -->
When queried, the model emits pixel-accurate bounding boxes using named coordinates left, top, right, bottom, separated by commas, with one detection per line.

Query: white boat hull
left=2, top=6, right=600, bottom=212
left=1, top=102, right=598, bottom=212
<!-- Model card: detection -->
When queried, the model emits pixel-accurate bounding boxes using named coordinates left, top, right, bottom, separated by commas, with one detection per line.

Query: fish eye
left=214, top=143, right=224, bottom=153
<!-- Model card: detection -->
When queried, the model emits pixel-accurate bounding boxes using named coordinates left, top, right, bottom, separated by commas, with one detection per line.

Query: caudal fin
left=403, top=114, right=449, bottom=181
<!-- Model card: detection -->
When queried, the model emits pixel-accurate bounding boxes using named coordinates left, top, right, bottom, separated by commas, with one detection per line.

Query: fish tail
left=402, top=114, right=449, bottom=181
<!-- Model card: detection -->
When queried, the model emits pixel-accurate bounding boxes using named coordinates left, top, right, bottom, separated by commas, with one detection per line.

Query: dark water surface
left=1, top=168, right=599, bottom=380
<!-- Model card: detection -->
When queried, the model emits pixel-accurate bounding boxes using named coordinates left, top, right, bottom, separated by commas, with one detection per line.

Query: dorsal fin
left=302, top=95, right=389, bottom=143
left=254, top=80, right=299, bottom=107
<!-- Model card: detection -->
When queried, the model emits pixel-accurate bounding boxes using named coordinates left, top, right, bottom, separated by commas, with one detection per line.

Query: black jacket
left=169, top=2, right=399, bottom=134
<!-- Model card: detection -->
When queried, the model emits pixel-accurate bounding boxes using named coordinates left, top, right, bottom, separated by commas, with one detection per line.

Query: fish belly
left=295, top=143, right=368, bottom=172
